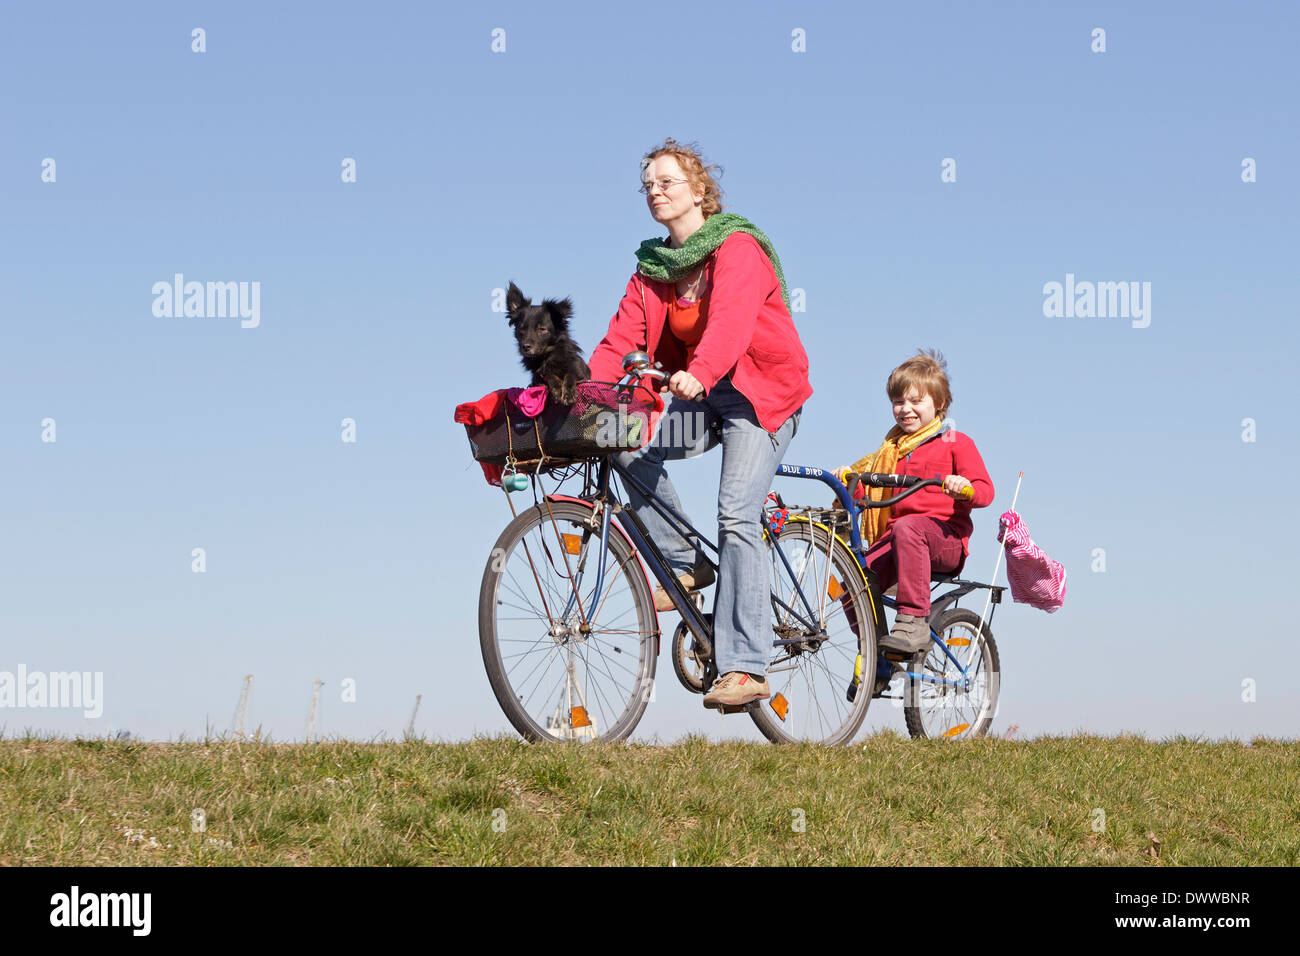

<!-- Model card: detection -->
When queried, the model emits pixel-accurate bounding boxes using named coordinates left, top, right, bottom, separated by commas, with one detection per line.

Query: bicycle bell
left=622, top=351, right=651, bottom=373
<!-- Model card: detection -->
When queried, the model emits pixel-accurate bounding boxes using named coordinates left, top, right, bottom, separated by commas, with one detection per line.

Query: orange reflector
left=942, top=724, right=970, bottom=738
left=571, top=706, right=591, bottom=728
left=945, top=637, right=971, bottom=647
left=827, top=576, right=843, bottom=601
left=770, top=694, right=789, bottom=721
left=562, top=533, right=582, bottom=555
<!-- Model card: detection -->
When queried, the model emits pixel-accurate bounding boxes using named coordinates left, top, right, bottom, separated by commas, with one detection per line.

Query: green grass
left=2, top=732, right=1296, bottom=865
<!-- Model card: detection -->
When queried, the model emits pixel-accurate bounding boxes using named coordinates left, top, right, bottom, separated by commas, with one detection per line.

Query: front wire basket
left=463, top=379, right=662, bottom=468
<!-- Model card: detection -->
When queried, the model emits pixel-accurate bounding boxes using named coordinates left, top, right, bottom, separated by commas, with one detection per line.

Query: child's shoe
left=878, top=613, right=932, bottom=656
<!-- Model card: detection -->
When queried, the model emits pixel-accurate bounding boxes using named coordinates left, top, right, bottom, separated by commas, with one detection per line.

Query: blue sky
left=2, top=0, right=1296, bottom=743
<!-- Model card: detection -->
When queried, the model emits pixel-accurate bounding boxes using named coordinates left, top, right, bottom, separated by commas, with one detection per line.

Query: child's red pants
left=861, top=515, right=965, bottom=618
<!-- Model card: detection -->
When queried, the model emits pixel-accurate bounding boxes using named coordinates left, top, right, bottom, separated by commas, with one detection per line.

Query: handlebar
left=844, top=471, right=974, bottom=507
left=769, top=464, right=977, bottom=556
left=620, top=350, right=667, bottom=385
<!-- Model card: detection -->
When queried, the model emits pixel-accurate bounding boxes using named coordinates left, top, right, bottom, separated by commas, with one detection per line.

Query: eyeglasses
left=639, top=177, right=688, bottom=196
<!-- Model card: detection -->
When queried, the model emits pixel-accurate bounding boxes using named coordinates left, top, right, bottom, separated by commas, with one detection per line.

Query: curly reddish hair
left=640, top=137, right=725, bottom=218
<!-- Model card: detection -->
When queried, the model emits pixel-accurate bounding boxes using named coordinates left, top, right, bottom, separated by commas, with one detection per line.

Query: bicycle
left=769, top=468, right=1005, bottom=740
left=474, top=352, right=1003, bottom=744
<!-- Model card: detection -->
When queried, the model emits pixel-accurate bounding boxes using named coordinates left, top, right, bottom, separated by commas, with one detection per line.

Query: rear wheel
left=748, top=517, right=878, bottom=745
left=479, top=500, right=658, bottom=743
left=903, top=608, right=1000, bottom=739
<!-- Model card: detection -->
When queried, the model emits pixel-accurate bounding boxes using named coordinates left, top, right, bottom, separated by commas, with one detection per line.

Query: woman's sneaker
left=653, top=561, right=716, bottom=612
left=702, top=671, right=770, bottom=709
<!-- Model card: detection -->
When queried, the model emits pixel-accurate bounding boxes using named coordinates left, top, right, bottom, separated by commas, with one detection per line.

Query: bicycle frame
left=542, top=458, right=859, bottom=671
left=536, top=458, right=997, bottom=696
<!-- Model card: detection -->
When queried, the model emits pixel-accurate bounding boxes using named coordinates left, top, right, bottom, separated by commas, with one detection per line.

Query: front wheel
left=479, top=499, right=658, bottom=743
left=903, top=608, right=1000, bottom=739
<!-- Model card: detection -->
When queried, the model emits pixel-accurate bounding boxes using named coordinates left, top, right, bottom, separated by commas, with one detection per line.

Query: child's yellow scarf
left=846, top=416, right=946, bottom=546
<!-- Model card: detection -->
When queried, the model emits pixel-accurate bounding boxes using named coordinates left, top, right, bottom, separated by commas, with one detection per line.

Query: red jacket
left=587, top=232, right=812, bottom=433
left=881, top=429, right=995, bottom=560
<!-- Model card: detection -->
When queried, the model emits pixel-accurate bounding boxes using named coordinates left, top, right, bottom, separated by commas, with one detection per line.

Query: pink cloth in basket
left=997, top=510, right=1066, bottom=612
left=506, top=385, right=548, bottom=417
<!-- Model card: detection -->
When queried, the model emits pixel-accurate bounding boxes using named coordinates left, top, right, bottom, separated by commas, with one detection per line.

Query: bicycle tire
left=903, top=607, right=1000, bottom=740
left=748, top=517, right=878, bottom=745
left=479, top=499, right=658, bottom=743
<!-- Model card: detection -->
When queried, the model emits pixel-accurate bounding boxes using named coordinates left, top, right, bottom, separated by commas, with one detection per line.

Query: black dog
left=505, top=281, right=590, bottom=405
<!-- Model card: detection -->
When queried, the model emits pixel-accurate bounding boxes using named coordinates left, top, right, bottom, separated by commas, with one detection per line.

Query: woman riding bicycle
left=585, top=138, right=812, bottom=711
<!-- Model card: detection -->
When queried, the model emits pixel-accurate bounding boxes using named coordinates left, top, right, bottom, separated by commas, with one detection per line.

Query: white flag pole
left=972, top=470, right=1024, bottom=642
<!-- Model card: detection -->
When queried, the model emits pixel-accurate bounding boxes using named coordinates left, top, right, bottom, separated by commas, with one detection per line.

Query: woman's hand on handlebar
left=663, top=370, right=705, bottom=401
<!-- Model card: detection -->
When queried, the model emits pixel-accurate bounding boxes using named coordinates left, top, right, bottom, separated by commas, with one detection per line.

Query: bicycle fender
left=929, top=582, right=980, bottom=620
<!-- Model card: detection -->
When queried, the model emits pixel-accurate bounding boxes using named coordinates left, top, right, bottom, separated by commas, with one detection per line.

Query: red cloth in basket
left=455, top=390, right=508, bottom=485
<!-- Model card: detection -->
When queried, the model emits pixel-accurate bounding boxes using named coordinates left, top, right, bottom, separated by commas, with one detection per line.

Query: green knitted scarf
left=633, top=212, right=792, bottom=314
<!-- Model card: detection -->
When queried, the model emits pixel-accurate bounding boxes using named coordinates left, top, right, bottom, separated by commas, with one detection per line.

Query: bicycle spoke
left=521, top=650, right=566, bottom=715
left=511, top=640, right=560, bottom=699
left=498, top=629, right=553, bottom=663
left=801, top=660, right=829, bottom=738
left=582, top=636, right=641, bottom=682
left=578, top=642, right=626, bottom=730
left=501, top=568, right=551, bottom=622
left=806, top=655, right=837, bottom=738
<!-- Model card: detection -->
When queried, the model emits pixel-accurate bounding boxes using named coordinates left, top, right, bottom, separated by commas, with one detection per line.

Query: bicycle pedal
left=715, top=703, right=751, bottom=715
left=690, top=591, right=705, bottom=610
left=880, top=650, right=918, bottom=664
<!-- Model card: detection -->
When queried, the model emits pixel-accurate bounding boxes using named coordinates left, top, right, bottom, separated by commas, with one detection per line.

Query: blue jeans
left=614, top=375, right=802, bottom=676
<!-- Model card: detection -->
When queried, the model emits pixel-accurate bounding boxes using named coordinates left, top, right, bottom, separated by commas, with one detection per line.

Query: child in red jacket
left=834, top=350, right=995, bottom=656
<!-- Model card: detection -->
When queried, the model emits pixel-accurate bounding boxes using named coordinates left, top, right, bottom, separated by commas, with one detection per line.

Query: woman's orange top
left=666, top=269, right=711, bottom=369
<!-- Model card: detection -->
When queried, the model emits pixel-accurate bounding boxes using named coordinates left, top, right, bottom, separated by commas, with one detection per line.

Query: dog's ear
left=505, top=281, right=529, bottom=324
left=543, top=296, right=574, bottom=332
